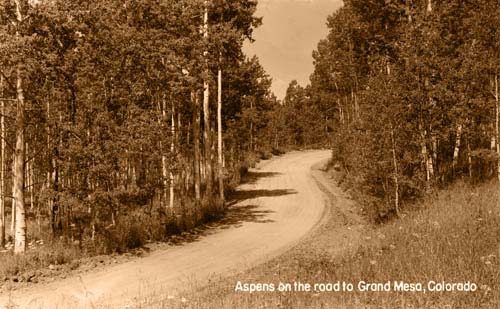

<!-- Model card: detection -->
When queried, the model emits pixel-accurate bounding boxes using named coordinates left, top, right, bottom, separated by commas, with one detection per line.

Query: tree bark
left=467, top=136, right=473, bottom=178
left=217, top=67, right=224, bottom=202
left=250, top=99, right=254, bottom=151
left=495, top=73, right=500, bottom=181
left=13, top=0, right=26, bottom=254
left=452, top=123, right=463, bottom=170
left=159, top=93, right=168, bottom=209
left=192, top=91, right=201, bottom=203
left=203, top=1, right=213, bottom=196
left=14, top=66, right=26, bottom=254
left=420, top=128, right=434, bottom=187
left=11, top=152, right=15, bottom=235
left=431, top=134, right=438, bottom=172
left=390, top=125, right=400, bottom=216
left=0, top=75, right=4, bottom=248
left=169, top=104, right=175, bottom=209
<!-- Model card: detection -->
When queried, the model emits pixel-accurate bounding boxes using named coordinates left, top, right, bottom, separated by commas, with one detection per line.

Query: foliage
left=0, top=0, right=283, bottom=253
left=296, top=0, right=500, bottom=215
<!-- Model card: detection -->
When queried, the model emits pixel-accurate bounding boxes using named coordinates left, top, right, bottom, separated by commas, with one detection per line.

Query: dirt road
left=0, top=150, right=331, bottom=308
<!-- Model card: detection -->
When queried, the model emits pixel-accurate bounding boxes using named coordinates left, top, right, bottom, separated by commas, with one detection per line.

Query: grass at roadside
left=152, top=180, right=499, bottom=309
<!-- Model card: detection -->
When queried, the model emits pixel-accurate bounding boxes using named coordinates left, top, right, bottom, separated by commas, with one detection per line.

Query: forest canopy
left=297, top=0, right=500, bottom=219
left=0, top=0, right=295, bottom=254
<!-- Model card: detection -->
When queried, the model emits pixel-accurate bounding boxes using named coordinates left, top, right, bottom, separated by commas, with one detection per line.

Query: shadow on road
left=227, top=189, right=297, bottom=207
left=167, top=188, right=296, bottom=246
left=219, top=205, right=275, bottom=226
left=240, top=171, right=282, bottom=185
left=166, top=172, right=295, bottom=247
left=166, top=205, right=276, bottom=246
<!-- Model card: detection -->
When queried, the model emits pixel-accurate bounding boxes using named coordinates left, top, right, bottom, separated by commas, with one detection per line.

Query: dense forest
left=286, top=0, right=500, bottom=219
left=0, top=0, right=308, bottom=255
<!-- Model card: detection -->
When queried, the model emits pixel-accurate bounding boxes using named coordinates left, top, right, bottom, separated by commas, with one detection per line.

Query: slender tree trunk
left=192, top=91, right=201, bottom=203
left=169, top=104, right=175, bottom=209
left=467, top=136, right=473, bottom=178
left=160, top=96, right=168, bottom=209
left=495, top=73, right=500, bottom=181
left=27, top=141, right=33, bottom=211
left=0, top=75, right=4, bottom=247
left=344, top=95, right=350, bottom=126
left=390, top=125, right=400, bottom=216
left=217, top=67, right=224, bottom=203
left=13, top=0, right=26, bottom=253
left=337, top=99, right=344, bottom=125
left=452, top=124, right=463, bottom=170
left=202, top=1, right=212, bottom=196
left=420, top=127, right=434, bottom=187
left=406, top=0, right=412, bottom=22
left=421, top=133, right=430, bottom=183
left=427, top=154, right=434, bottom=179
left=46, top=98, right=55, bottom=234
left=351, top=88, right=359, bottom=121
left=432, top=134, right=438, bottom=173
left=14, top=66, right=26, bottom=254
left=161, top=155, right=167, bottom=208
left=250, top=99, right=254, bottom=151
left=11, top=152, right=15, bottom=235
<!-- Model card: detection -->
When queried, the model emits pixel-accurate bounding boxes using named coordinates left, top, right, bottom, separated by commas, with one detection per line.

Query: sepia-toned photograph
left=0, top=0, right=498, bottom=308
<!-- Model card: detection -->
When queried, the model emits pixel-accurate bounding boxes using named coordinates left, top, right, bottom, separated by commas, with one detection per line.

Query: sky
left=243, top=0, right=343, bottom=100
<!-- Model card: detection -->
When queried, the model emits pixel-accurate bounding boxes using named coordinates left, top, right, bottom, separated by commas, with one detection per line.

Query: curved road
left=0, top=150, right=331, bottom=308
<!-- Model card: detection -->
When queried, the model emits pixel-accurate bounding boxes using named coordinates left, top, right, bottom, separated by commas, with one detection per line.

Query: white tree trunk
left=14, top=66, right=26, bottom=254
left=390, top=125, right=399, bottom=216
left=11, top=152, right=15, bottom=235
left=452, top=124, right=463, bottom=169
left=0, top=75, right=5, bottom=247
left=418, top=121, right=434, bottom=186
left=432, top=134, right=438, bottom=164
left=160, top=96, right=168, bottom=208
left=13, top=0, right=26, bottom=254
left=169, top=105, right=175, bottom=209
left=202, top=1, right=212, bottom=195
left=495, top=73, right=500, bottom=181
left=250, top=99, right=254, bottom=151
left=217, top=68, right=224, bottom=202
left=192, top=91, right=201, bottom=202
left=421, top=140, right=430, bottom=182
left=467, top=138, right=473, bottom=178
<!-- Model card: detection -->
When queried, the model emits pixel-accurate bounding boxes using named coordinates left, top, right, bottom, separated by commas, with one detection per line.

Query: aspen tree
left=452, top=124, right=463, bottom=170
left=390, top=124, right=399, bottom=216
left=217, top=67, right=224, bottom=202
left=0, top=74, right=4, bottom=247
left=161, top=94, right=168, bottom=208
left=170, top=104, right=175, bottom=209
left=202, top=0, right=213, bottom=196
left=495, top=73, right=500, bottom=180
left=192, top=91, right=201, bottom=203
left=13, top=0, right=27, bottom=254
left=11, top=152, right=15, bottom=235
left=422, top=1, right=435, bottom=184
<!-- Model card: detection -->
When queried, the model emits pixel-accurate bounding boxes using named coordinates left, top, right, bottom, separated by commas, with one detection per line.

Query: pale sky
left=243, top=0, right=343, bottom=100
